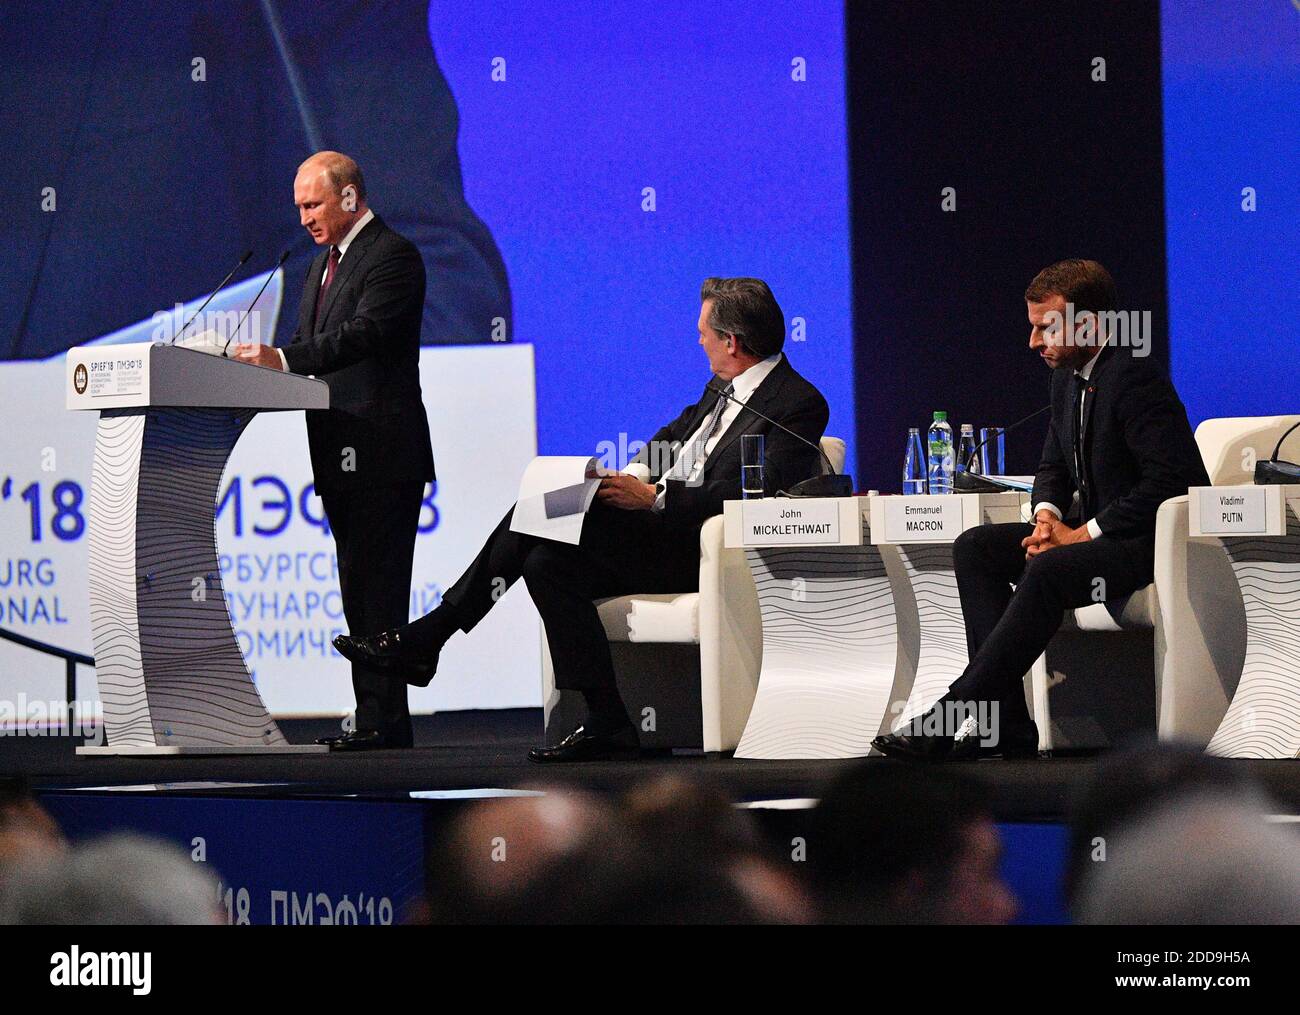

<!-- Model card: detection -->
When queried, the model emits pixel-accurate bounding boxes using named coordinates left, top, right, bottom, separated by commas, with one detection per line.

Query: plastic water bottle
left=927, top=412, right=954, bottom=494
left=956, top=423, right=976, bottom=475
left=903, top=428, right=927, bottom=495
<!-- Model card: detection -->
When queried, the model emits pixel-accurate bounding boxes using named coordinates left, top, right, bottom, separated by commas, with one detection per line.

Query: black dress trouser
left=947, top=522, right=1155, bottom=720
left=417, top=502, right=701, bottom=693
left=319, top=480, right=424, bottom=745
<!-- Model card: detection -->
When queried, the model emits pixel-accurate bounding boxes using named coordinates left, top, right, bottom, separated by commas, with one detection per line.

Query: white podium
left=66, top=342, right=330, bottom=755
left=1188, top=484, right=1300, bottom=759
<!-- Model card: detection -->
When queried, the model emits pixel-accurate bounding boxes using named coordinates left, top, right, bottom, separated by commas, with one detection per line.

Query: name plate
left=878, top=495, right=965, bottom=543
left=739, top=499, right=841, bottom=545
left=1189, top=485, right=1285, bottom=537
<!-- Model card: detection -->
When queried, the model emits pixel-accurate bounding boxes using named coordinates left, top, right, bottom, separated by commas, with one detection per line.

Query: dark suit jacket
left=1032, top=344, right=1208, bottom=541
left=632, top=355, right=831, bottom=532
left=281, top=215, right=436, bottom=492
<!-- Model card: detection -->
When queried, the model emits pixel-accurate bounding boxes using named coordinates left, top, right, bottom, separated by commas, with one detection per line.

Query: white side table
left=723, top=497, right=897, bottom=759
left=1189, top=484, right=1300, bottom=758
left=869, top=492, right=1029, bottom=730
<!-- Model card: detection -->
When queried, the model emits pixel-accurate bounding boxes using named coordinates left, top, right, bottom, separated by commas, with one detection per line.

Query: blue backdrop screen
left=1161, top=0, right=1300, bottom=425
left=430, top=0, right=854, bottom=466
left=3, top=0, right=854, bottom=472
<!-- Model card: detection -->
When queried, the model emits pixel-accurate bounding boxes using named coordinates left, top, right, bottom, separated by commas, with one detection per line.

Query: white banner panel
left=0, top=345, right=542, bottom=719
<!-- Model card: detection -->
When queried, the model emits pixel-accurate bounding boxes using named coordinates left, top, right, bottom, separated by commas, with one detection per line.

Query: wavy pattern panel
left=134, top=408, right=286, bottom=746
left=1208, top=505, right=1300, bottom=759
left=893, top=543, right=968, bottom=728
left=88, top=413, right=154, bottom=746
left=735, top=521, right=897, bottom=759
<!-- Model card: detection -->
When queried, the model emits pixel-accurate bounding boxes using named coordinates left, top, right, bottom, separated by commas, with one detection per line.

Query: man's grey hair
left=1077, top=789, right=1300, bottom=925
left=301, top=150, right=367, bottom=202
left=0, top=832, right=221, bottom=925
left=700, top=277, right=785, bottom=359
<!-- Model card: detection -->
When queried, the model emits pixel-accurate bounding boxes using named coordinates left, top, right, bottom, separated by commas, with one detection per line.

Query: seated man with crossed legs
left=335, top=278, right=831, bottom=761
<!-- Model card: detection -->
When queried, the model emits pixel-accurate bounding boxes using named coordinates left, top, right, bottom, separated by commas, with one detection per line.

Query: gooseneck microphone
left=704, top=380, right=853, bottom=498
left=171, top=249, right=253, bottom=344
left=952, top=403, right=1051, bottom=493
left=223, top=251, right=291, bottom=358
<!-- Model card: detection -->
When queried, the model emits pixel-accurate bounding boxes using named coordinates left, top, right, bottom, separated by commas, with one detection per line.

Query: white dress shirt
left=623, top=353, right=783, bottom=512
left=1033, top=343, right=1105, bottom=538
left=275, top=208, right=376, bottom=370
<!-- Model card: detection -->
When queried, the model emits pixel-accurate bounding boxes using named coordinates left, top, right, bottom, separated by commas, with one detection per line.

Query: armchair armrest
left=697, top=515, right=762, bottom=752
left=1153, top=495, right=1246, bottom=746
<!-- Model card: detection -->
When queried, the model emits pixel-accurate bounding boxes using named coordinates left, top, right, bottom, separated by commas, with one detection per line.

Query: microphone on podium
left=171, top=249, right=253, bottom=344
left=952, top=403, right=1051, bottom=493
left=223, top=251, right=291, bottom=358
left=704, top=380, right=853, bottom=498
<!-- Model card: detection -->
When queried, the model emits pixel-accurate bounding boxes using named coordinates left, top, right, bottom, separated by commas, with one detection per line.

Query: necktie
left=314, top=245, right=340, bottom=324
left=669, top=383, right=734, bottom=481
left=1073, top=374, right=1089, bottom=515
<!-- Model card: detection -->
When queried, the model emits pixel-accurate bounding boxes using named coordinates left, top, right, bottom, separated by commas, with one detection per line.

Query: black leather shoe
left=876, top=716, right=1040, bottom=762
left=316, top=729, right=397, bottom=751
left=871, top=730, right=955, bottom=761
left=333, top=629, right=439, bottom=687
left=527, top=723, right=640, bottom=763
left=871, top=703, right=959, bottom=760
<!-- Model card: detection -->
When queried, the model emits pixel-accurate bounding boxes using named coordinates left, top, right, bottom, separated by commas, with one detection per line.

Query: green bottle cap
left=933, top=411, right=947, bottom=422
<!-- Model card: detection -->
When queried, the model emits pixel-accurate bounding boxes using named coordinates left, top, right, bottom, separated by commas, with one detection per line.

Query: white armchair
left=1154, top=415, right=1299, bottom=747
left=1027, top=585, right=1159, bottom=752
left=1029, top=414, right=1298, bottom=751
left=541, top=437, right=848, bottom=752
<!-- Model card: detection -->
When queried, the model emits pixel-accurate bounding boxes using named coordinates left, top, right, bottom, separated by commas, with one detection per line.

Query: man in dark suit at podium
left=874, top=259, right=1209, bottom=761
left=334, top=278, right=831, bottom=762
left=235, top=151, right=434, bottom=751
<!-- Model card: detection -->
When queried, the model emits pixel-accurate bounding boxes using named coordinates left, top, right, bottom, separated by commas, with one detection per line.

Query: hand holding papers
left=509, top=456, right=605, bottom=545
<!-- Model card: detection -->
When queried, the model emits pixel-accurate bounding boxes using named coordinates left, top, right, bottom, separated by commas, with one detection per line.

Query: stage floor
left=6, top=709, right=1300, bottom=821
